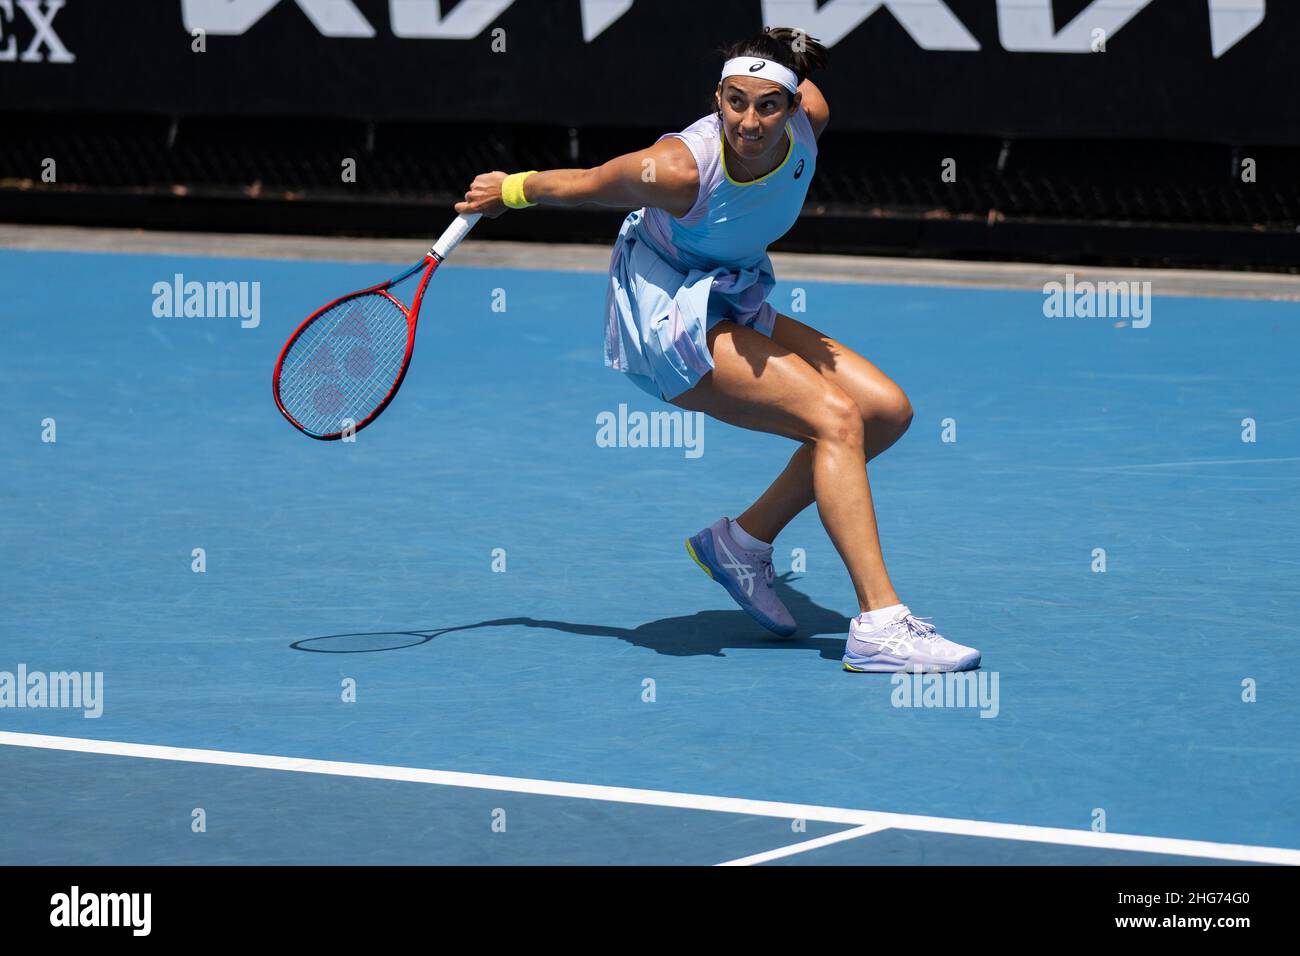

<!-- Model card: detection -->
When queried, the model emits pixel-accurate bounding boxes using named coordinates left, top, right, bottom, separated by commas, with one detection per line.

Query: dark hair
left=715, top=25, right=829, bottom=112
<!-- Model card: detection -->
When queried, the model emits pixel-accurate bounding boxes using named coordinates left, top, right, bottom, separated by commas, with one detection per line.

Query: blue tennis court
left=1, top=244, right=1297, bottom=865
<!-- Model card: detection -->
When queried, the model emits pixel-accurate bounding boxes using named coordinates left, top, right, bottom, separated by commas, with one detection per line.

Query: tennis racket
left=273, top=212, right=481, bottom=440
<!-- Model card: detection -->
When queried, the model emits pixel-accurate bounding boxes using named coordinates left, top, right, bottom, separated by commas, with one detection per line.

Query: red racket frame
left=272, top=254, right=440, bottom=441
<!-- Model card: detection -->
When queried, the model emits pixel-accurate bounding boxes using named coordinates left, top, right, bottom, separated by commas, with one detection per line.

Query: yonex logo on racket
left=273, top=214, right=479, bottom=441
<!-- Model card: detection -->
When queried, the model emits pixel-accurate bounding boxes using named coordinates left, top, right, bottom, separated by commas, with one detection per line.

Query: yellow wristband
left=501, top=171, right=538, bottom=209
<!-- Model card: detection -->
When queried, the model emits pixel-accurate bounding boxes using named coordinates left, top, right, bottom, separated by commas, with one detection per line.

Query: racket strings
left=278, top=292, right=412, bottom=436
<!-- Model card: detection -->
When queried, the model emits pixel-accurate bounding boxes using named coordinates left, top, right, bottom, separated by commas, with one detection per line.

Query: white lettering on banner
left=0, top=0, right=75, bottom=62
left=996, top=0, right=1150, bottom=53
left=18, top=0, right=74, bottom=61
left=0, top=0, right=13, bottom=62
left=179, top=0, right=634, bottom=40
left=0, top=0, right=1268, bottom=68
left=390, top=0, right=515, bottom=39
left=168, top=0, right=1269, bottom=55
left=580, top=0, right=633, bottom=43
left=181, top=0, right=375, bottom=36
left=766, top=0, right=1263, bottom=57
left=761, top=0, right=979, bottom=51
left=997, top=0, right=1264, bottom=58
left=1208, top=0, right=1266, bottom=58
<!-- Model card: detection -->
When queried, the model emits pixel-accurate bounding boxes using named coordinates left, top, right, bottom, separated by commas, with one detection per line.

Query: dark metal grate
left=2, top=112, right=1297, bottom=238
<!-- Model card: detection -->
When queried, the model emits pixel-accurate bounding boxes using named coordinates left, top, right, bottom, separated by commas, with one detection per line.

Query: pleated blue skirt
left=603, top=209, right=778, bottom=401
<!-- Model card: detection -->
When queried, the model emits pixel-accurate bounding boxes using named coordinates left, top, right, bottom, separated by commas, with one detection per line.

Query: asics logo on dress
left=748, top=60, right=765, bottom=72
left=716, top=537, right=755, bottom=597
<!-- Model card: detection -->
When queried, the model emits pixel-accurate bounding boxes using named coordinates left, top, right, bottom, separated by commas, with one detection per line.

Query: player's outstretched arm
left=453, top=138, right=700, bottom=219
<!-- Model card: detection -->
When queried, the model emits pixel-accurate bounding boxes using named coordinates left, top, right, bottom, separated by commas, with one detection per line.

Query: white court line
left=1092, top=457, right=1300, bottom=471
left=2, top=731, right=1297, bottom=865
left=716, top=825, right=884, bottom=866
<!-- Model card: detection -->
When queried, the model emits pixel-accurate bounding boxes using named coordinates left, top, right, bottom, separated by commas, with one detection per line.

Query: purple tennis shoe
left=686, top=517, right=797, bottom=636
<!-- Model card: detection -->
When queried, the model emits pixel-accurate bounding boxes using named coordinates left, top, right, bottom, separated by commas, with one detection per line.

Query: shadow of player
left=291, top=572, right=850, bottom=662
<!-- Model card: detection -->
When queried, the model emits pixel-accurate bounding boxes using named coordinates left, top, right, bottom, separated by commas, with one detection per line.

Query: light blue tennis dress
left=603, top=106, right=818, bottom=400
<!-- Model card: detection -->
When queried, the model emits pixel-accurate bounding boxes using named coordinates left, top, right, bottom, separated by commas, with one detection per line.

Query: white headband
left=720, top=56, right=799, bottom=94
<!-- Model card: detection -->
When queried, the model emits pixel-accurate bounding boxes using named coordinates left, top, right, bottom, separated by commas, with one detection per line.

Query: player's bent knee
left=891, top=392, right=914, bottom=435
left=811, top=386, right=864, bottom=447
left=865, top=387, right=913, bottom=440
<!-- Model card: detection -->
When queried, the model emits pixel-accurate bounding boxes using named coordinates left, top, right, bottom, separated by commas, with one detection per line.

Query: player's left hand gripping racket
left=273, top=212, right=481, bottom=440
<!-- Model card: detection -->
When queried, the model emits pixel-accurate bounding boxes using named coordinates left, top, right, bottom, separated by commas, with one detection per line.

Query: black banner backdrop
left=1, top=0, right=1296, bottom=143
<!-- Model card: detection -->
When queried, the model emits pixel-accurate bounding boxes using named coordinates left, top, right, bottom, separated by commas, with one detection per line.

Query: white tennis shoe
left=842, top=606, right=980, bottom=673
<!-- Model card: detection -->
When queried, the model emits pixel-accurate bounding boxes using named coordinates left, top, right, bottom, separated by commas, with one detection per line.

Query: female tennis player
left=454, top=27, right=979, bottom=673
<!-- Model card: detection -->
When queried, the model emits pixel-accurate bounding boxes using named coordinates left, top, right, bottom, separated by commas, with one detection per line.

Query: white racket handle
left=430, top=212, right=481, bottom=260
